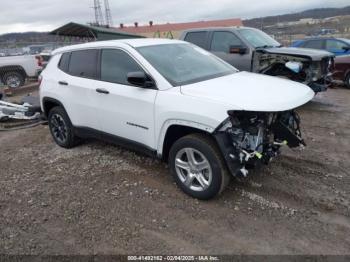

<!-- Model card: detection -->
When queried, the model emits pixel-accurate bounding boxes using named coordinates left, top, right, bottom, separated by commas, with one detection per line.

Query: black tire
left=345, top=73, right=350, bottom=89
left=168, top=133, right=230, bottom=200
left=3, top=71, right=25, bottom=88
left=48, top=106, right=79, bottom=148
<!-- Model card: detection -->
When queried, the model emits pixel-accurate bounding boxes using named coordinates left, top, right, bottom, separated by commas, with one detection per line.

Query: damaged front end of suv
left=252, top=48, right=334, bottom=93
left=215, top=110, right=305, bottom=177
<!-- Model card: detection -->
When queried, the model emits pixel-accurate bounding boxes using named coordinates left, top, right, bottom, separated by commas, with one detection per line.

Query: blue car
left=291, top=38, right=350, bottom=56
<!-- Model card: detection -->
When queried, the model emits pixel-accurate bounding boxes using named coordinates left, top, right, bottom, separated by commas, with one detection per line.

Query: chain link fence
left=0, top=36, right=93, bottom=56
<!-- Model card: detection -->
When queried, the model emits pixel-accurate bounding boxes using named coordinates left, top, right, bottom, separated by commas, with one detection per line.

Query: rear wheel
left=48, top=106, right=79, bottom=148
left=169, top=134, right=230, bottom=200
left=3, top=72, right=25, bottom=88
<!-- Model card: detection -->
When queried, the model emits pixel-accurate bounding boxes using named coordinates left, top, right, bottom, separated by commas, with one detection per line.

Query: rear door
left=209, top=31, right=251, bottom=71
left=183, top=31, right=210, bottom=50
left=93, top=48, right=157, bottom=149
left=58, top=49, right=101, bottom=130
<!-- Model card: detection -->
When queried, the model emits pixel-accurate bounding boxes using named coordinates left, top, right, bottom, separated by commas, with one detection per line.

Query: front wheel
left=345, top=74, right=350, bottom=89
left=169, top=134, right=230, bottom=200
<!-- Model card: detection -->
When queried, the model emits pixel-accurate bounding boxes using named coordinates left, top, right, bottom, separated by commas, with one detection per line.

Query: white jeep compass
left=40, top=39, right=314, bottom=200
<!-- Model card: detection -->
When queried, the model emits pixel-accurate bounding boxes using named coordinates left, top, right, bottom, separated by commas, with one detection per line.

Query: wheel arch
left=157, top=120, right=215, bottom=161
left=344, top=69, right=350, bottom=81
left=0, top=65, right=27, bottom=80
left=42, top=97, right=66, bottom=117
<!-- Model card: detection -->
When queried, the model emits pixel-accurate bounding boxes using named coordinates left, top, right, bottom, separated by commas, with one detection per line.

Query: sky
left=0, top=0, right=349, bottom=34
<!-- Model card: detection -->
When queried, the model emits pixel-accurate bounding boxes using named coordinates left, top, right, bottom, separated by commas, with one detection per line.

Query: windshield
left=137, top=43, right=237, bottom=86
left=238, top=28, right=281, bottom=48
left=340, top=38, right=350, bottom=45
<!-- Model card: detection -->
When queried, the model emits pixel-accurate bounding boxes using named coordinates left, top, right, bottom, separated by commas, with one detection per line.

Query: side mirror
left=127, top=71, right=155, bottom=89
left=230, top=46, right=247, bottom=55
left=342, top=46, right=350, bottom=52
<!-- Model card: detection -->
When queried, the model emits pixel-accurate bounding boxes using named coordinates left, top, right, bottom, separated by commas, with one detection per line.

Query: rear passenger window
left=100, top=49, right=143, bottom=85
left=58, top=52, right=70, bottom=72
left=68, top=49, right=98, bottom=79
left=184, top=32, right=208, bottom=49
left=303, top=40, right=324, bottom=49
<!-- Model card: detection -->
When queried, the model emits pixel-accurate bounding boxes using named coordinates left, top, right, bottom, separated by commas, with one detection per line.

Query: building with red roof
left=118, top=18, right=243, bottom=39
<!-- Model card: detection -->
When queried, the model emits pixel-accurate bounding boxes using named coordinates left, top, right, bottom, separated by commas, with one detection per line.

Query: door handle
left=58, top=81, right=68, bottom=86
left=96, top=88, right=109, bottom=94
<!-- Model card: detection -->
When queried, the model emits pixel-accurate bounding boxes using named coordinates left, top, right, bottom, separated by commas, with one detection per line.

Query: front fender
left=156, top=119, right=215, bottom=156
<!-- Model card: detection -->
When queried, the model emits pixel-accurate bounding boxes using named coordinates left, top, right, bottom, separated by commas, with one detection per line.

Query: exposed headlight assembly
left=285, top=61, right=303, bottom=74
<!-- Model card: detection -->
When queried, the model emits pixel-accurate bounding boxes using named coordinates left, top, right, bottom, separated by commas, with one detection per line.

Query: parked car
left=333, top=55, right=350, bottom=89
left=38, top=52, right=52, bottom=70
left=23, top=44, right=47, bottom=55
left=291, top=37, right=350, bottom=56
left=0, top=55, right=42, bottom=88
left=179, top=27, right=334, bottom=93
left=40, top=39, right=314, bottom=199
left=34, top=53, right=51, bottom=76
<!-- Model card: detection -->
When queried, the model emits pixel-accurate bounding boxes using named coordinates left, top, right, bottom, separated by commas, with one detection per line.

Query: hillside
left=244, top=5, right=350, bottom=27
left=0, top=32, right=57, bottom=47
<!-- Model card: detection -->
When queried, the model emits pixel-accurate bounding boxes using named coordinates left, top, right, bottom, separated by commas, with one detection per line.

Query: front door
left=325, top=39, right=350, bottom=56
left=210, top=31, right=251, bottom=71
left=93, top=48, right=157, bottom=149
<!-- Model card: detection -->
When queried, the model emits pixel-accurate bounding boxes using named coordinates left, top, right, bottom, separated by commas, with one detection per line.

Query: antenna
left=93, top=0, right=105, bottom=26
left=104, top=0, right=114, bottom=27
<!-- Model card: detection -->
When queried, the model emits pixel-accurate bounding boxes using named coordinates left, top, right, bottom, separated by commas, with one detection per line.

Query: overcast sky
left=0, top=0, right=349, bottom=34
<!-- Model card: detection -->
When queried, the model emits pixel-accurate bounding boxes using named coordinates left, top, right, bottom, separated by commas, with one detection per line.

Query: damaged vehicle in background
left=40, top=39, right=314, bottom=200
left=180, top=27, right=334, bottom=93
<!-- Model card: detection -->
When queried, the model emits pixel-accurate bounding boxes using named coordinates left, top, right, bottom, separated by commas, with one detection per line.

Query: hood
left=180, top=72, right=314, bottom=112
left=260, top=47, right=334, bottom=60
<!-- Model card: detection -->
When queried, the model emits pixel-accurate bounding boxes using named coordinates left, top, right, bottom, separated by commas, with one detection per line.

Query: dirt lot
left=0, top=87, right=349, bottom=255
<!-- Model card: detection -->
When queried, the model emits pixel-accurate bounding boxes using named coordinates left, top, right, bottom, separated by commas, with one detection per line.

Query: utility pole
left=93, top=0, right=105, bottom=26
left=104, top=0, right=114, bottom=27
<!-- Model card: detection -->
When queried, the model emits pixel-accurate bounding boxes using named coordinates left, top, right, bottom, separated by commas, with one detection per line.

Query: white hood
left=180, top=72, right=314, bottom=112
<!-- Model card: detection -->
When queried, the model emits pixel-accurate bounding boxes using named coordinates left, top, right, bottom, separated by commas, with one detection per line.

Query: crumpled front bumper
left=308, top=73, right=334, bottom=93
left=214, top=111, right=305, bottom=177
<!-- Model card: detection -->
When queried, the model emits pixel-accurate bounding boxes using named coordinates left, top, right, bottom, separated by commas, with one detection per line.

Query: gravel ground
left=0, top=88, right=349, bottom=255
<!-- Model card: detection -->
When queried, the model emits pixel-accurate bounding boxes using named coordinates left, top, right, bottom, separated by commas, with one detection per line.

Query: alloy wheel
left=6, top=76, right=21, bottom=88
left=50, top=114, right=68, bottom=144
left=175, top=148, right=212, bottom=192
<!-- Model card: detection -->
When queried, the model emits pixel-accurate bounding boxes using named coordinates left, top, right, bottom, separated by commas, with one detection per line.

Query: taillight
left=35, top=55, right=43, bottom=67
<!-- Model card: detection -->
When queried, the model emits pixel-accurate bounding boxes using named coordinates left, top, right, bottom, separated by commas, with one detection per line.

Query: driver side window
left=211, top=32, right=243, bottom=53
left=100, top=49, right=144, bottom=85
left=326, top=40, right=348, bottom=51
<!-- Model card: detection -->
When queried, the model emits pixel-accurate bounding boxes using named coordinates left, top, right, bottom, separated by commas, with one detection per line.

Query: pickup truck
left=180, top=27, right=334, bottom=93
left=0, top=55, right=42, bottom=88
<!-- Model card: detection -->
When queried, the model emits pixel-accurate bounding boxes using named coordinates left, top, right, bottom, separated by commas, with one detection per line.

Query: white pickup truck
left=0, top=55, right=42, bottom=88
